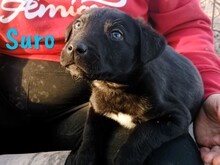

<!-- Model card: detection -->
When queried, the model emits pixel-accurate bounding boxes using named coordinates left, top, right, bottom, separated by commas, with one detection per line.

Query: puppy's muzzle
left=66, top=42, right=88, bottom=56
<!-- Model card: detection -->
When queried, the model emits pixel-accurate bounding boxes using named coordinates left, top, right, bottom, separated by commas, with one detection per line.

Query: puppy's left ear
left=137, top=20, right=166, bottom=63
left=64, top=22, right=73, bottom=42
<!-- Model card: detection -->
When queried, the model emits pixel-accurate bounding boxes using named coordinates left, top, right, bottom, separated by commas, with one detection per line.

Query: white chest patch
left=104, top=112, right=136, bottom=129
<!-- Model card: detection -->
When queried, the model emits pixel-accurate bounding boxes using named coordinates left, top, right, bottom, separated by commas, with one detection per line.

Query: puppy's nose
left=75, top=42, right=88, bottom=56
left=67, top=45, right=74, bottom=53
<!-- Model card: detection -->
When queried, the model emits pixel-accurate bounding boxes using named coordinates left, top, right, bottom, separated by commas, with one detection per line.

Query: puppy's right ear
left=137, top=20, right=166, bottom=63
left=64, top=22, right=73, bottom=42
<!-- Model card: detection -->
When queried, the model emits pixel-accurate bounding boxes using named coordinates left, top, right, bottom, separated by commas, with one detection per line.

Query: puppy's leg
left=71, top=107, right=117, bottom=165
left=114, top=103, right=191, bottom=165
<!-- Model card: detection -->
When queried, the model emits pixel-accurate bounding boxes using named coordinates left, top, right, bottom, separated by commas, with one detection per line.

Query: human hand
left=194, top=94, right=220, bottom=164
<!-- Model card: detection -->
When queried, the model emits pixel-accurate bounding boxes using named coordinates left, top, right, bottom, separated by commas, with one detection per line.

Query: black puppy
left=60, top=8, right=204, bottom=165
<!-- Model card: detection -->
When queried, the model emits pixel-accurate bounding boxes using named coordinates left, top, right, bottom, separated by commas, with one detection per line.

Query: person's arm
left=149, top=1, right=220, bottom=164
left=149, top=0, right=220, bottom=99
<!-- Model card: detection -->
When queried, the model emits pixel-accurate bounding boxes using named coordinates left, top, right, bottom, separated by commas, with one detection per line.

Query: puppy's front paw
left=113, top=149, right=144, bottom=165
left=65, top=151, right=96, bottom=165
left=114, top=155, right=134, bottom=165
left=74, top=153, right=96, bottom=165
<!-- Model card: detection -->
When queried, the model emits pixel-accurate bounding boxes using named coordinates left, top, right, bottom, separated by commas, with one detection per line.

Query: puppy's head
left=60, top=8, right=166, bottom=84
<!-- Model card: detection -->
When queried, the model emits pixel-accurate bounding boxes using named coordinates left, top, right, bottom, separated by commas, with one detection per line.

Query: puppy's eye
left=110, top=30, right=123, bottom=41
left=74, top=20, right=83, bottom=30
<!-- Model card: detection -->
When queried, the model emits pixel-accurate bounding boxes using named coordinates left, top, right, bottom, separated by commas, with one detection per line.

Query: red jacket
left=0, top=0, right=220, bottom=99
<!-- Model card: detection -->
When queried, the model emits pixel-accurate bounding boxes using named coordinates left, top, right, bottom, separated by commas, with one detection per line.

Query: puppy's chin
left=66, top=64, right=85, bottom=79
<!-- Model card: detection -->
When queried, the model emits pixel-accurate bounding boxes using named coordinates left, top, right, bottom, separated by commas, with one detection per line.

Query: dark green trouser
left=0, top=55, right=203, bottom=164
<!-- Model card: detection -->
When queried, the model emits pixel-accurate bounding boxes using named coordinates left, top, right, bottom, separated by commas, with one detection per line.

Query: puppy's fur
left=61, top=8, right=204, bottom=165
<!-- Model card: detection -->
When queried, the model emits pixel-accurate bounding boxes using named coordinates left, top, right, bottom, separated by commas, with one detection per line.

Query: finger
left=200, top=147, right=213, bottom=164
left=212, top=146, right=220, bottom=152
left=211, top=147, right=220, bottom=165
left=201, top=146, right=220, bottom=164
left=213, top=155, right=220, bottom=165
